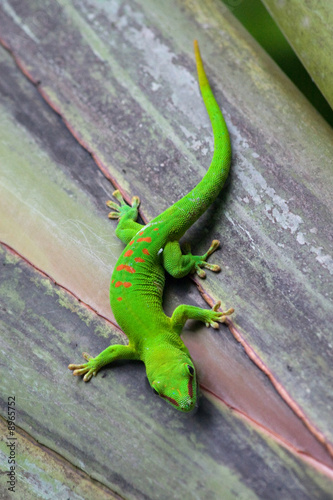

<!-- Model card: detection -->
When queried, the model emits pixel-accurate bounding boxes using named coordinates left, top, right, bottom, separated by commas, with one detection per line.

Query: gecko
left=68, top=40, right=233, bottom=412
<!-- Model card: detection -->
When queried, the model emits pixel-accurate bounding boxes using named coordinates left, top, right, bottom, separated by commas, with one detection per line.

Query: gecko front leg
left=106, top=190, right=143, bottom=244
left=68, top=344, right=138, bottom=382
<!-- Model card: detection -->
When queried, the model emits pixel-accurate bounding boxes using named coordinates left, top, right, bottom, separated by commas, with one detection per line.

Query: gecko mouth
left=161, top=394, right=179, bottom=407
left=188, top=375, right=194, bottom=399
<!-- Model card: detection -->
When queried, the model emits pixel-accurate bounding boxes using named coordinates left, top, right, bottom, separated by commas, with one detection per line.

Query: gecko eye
left=186, top=365, right=194, bottom=376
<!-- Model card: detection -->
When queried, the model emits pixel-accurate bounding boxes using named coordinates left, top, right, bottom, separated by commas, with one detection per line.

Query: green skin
left=69, top=41, right=233, bottom=412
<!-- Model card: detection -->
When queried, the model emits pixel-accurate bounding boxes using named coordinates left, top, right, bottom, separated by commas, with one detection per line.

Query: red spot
left=111, top=279, right=115, bottom=283
left=117, top=264, right=136, bottom=273
left=129, top=240, right=134, bottom=246
left=137, top=237, right=152, bottom=243
left=134, top=257, right=145, bottom=263
left=188, top=376, right=193, bottom=399
left=117, top=297, right=123, bottom=301
left=124, top=249, right=133, bottom=257
left=161, top=395, right=179, bottom=407
left=115, top=281, right=132, bottom=288
left=139, top=231, right=144, bottom=235
left=142, top=248, right=150, bottom=255
left=153, top=228, right=159, bottom=231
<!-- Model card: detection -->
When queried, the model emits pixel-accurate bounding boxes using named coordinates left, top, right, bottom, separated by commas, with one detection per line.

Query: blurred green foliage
left=222, top=0, right=333, bottom=127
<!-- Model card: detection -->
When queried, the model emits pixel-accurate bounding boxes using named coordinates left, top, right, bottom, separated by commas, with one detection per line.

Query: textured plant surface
left=0, top=0, right=332, bottom=498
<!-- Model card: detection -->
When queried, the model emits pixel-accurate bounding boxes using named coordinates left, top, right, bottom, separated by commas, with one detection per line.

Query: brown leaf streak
left=194, top=276, right=333, bottom=466
left=1, top=242, right=123, bottom=335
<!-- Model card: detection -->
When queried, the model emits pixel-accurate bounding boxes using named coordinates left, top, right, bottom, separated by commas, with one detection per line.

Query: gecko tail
left=165, top=41, right=231, bottom=238
left=192, top=39, right=231, bottom=200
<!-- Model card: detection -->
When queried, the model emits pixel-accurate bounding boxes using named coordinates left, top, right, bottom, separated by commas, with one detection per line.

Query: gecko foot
left=205, top=301, right=234, bottom=329
left=106, top=190, right=140, bottom=219
left=186, top=239, right=221, bottom=278
left=68, top=352, right=100, bottom=382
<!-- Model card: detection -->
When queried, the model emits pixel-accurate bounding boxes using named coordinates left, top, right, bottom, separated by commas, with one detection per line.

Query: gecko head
left=147, top=352, right=197, bottom=412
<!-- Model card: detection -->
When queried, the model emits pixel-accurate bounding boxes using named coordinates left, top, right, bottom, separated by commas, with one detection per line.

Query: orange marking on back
left=115, top=281, right=132, bottom=288
left=153, top=228, right=159, bottom=231
left=139, top=231, right=144, bottom=235
left=129, top=240, right=134, bottom=246
left=117, top=264, right=136, bottom=273
left=111, top=279, right=115, bottom=283
left=137, top=237, right=152, bottom=243
left=142, top=248, right=150, bottom=255
left=124, top=249, right=133, bottom=257
left=134, top=257, right=145, bottom=263
left=117, top=297, right=123, bottom=302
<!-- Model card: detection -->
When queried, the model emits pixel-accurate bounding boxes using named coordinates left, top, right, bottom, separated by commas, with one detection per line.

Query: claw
left=131, top=195, right=140, bottom=208
left=206, top=320, right=219, bottom=329
left=68, top=363, right=85, bottom=371
left=106, top=190, right=140, bottom=219
left=213, top=301, right=221, bottom=312
left=106, top=200, right=121, bottom=210
left=214, top=302, right=234, bottom=324
left=205, top=301, right=234, bottom=328
left=108, top=211, right=121, bottom=219
left=221, top=307, right=235, bottom=319
left=193, top=239, right=221, bottom=278
left=83, top=372, right=94, bottom=382
left=203, top=262, right=221, bottom=272
left=112, top=189, right=125, bottom=204
left=72, top=367, right=88, bottom=376
left=195, top=265, right=206, bottom=278
left=68, top=352, right=96, bottom=382
left=204, top=239, right=220, bottom=259
left=106, top=197, right=122, bottom=218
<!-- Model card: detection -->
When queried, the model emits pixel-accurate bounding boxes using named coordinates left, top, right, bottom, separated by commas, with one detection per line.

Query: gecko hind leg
left=163, top=239, right=221, bottom=279
left=171, top=300, right=234, bottom=333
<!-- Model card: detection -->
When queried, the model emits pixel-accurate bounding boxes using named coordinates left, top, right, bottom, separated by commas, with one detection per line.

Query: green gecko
left=69, top=40, right=233, bottom=412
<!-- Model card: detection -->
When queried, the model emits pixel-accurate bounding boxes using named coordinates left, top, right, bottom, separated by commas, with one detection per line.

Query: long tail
left=161, top=40, right=231, bottom=238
